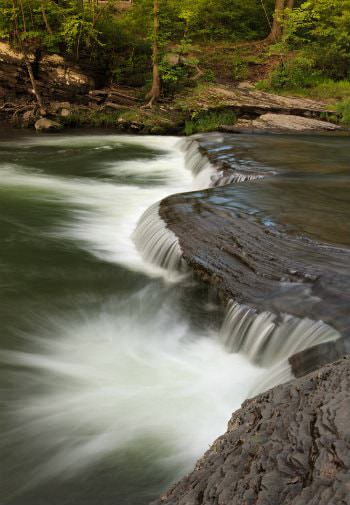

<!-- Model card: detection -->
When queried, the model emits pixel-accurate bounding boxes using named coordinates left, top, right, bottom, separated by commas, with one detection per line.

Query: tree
left=267, top=0, right=286, bottom=42
left=12, top=0, right=46, bottom=115
left=146, top=0, right=160, bottom=106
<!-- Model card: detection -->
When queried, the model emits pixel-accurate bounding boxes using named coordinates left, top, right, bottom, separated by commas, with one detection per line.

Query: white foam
left=0, top=136, right=211, bottom=278
left=0, top=290, right=264, bottom=480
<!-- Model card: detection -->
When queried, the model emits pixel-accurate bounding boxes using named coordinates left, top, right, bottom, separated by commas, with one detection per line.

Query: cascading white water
left=132, top=202, right=188, bottom=274
left=0, top=133, right=341, bottom=503
left=220, top=301, right=340, bottom=366
left=0, top=134, right=269, bottom=499
left=179, top=136, right=264, bottom=187
left=219, top=300, right=341, bottom=394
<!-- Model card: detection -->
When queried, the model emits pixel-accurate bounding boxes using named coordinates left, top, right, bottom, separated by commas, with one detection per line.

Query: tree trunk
left=146, top=0, right=160, bottom=107
left=40, top=0, right=53, bottom=34
left=286, top=0, right=295, bottom=8
left=267, top=0, right=286, bottom=43
left=13, top=0, right=46, bottom=115
left=25, top=58, right=46, bottom=116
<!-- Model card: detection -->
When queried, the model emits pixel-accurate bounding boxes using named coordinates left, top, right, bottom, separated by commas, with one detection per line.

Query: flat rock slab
left=186, top=85, right=336, bottom=120
left=253, top=113, right=340, bottom=131
left=154, top=356, right=350, bottom=505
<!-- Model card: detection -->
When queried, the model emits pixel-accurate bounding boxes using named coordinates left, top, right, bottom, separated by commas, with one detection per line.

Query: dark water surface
left=207, top=133, right=350, bottom=246
left=0, top=131, right=348, bottom=505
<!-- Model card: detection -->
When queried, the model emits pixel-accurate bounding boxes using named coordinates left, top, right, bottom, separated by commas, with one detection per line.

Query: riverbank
left=0, top=42, right=343, bottom=134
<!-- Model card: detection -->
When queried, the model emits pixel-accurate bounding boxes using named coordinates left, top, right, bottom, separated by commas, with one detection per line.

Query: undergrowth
left=184, top=109, right=236, bottom=135
left=62, top=110, right=123, bottom=128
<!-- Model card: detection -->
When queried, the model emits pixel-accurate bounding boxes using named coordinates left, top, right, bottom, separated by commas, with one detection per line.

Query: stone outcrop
left=252, top=113, right=340, bottom=131
left=0, top=42, right=93, bottom=103
left=160, top=135, right=350, bottom=376
left=153, top=356, right=350, bottom=505
left=34, top=118, right=63, bottom=131
left=223, top=113, right=341, bottom=132
left=182, top=84, right=339, bottom=122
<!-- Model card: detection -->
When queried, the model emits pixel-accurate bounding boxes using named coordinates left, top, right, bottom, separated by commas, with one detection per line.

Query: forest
left=1, top=0, right=350, bottom=122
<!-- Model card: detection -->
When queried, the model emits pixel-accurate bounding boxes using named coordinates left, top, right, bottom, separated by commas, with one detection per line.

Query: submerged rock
left=154, top=356, right=350, bottom=505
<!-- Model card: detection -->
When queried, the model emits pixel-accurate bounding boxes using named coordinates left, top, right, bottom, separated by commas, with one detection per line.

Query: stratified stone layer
left=154, top=356, right=350, bottom=505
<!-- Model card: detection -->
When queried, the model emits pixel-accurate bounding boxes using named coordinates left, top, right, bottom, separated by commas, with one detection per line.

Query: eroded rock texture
left=154, top=356, right=350, bottom=505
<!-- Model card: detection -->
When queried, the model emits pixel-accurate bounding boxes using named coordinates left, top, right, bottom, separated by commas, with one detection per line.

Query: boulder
left=60, top=108, right=70, bottom=117
left=34, top=118, right=63, bottom=131
left=154, top=356, right=350, bottom=505
left=253, top=113, right=340, bottom=131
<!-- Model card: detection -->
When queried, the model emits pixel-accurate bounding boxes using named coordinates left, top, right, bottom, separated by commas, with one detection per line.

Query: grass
left=335, top=99, right=350, bottom=124
left=62, top=109, right=123, bottom=128
left=184, top=109, right=236, bottom=135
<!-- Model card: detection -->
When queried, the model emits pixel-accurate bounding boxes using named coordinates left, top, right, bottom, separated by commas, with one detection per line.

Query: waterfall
left=132, top=136, right=341, bottom=384
left=220, top=300, right=340, bottom=366
left=132, top=202, right=188, bottom=274
left=179, top=136, right=265, bottom=187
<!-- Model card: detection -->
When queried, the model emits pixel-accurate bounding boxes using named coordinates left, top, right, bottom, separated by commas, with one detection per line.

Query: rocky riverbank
left=155, top=133, right=350, bottom=504
left=160, top=135, right=350, bottom=377
left=153, top=355, right=350, bottom=505
left=0, top=42, right=342, bottom=134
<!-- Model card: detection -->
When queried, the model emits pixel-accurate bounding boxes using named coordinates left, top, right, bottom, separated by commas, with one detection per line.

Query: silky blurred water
left=0, top=131, right=348, bottom=505
left=0, top=132, right=264, bottom=505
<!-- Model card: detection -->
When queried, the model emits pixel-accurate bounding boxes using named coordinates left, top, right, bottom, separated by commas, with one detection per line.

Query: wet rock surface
left=160, top=135, right=350, bottom=375
left=153, top=356, right=350, bottom=505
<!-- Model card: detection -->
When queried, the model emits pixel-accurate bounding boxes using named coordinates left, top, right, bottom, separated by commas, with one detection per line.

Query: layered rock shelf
left=154, top=356, right=350, bottom=505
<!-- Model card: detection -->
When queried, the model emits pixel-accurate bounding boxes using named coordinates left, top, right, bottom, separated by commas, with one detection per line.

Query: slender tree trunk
left=24, top=58, right=46, bottom=115
left=13, top=0, right=46, bottom=115
left=146, top=0, right=160, bottom=107
left=41, top=0, right=53, bottom=34
left=286, top=0, right=294, bottom=8
left=267, top=0, right=285, bottom=42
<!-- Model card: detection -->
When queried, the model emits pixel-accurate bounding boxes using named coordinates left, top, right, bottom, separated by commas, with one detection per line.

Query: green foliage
left=0, top=0, right=107, bottom=58
left=231, top=54, right=249, bottom=81
left=336, top=99, right=350, bottom=124
left=63, top=109, right=122, bottom=128
left=283, top=0, right=350, bottom=79
left=159, top=59, right=189, bottom=95
left=62, top=16, right=103, bottom=58
left=311, top=80, right=350, bottom=100
left=269, top=55, right=322, bottom=90
left=184, top=109, right=236, bottom=135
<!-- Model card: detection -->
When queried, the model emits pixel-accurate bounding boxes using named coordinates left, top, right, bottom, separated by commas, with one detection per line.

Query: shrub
left=184, top=109, right=236, bottom=135
left=336, top=99, right=350, bottom=124
left=231, top=54, right=249, bottom=81
left=269, top=55, right=321, bottom=90
left=63, top=110, right=122, bottom=128
left=311, top=80, right=350, bottom=100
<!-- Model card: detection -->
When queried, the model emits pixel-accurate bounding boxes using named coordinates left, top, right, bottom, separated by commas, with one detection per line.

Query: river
left=0, top=131, right=349, bottom=505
